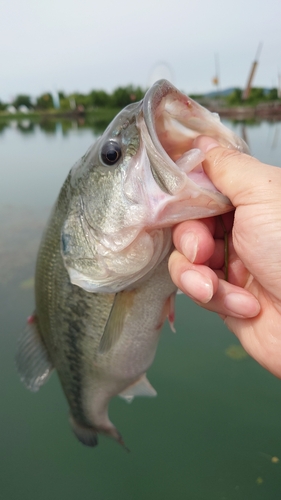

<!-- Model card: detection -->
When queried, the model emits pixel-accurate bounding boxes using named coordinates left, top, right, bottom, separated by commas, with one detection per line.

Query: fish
left=16, top=80, right=248, bottom=448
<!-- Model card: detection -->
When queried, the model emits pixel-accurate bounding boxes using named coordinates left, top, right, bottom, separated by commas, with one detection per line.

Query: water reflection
left=1, top=114, right=281, bottom=167
left=0, top=205, right=47, bottom=285
left=17, top=120, right=35, bottom=134
left=0, top=109, right=119, bottom=137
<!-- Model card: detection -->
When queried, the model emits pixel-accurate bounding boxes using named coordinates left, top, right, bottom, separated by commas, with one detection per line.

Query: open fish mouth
left=142, top=79, right=248, bottom=200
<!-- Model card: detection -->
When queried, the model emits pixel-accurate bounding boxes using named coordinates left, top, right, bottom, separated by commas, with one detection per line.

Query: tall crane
left=242, top=43, right=263, bottom=100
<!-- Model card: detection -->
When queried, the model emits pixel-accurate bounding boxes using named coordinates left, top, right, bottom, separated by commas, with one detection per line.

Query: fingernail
left=181, top=270, right=213, bottom=303
left=198, top=137, right=220, bottom=153
left=224, top=293, right=260, bottom=317
left=180, top=232, right=198, bottom=263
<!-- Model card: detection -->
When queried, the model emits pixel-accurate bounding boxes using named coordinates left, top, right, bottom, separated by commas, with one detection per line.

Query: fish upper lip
left=142, top=79, right=248, bottom=198
left=142, top=79, right=182, bottom=173
left=143, top=80, right=188, bottom=144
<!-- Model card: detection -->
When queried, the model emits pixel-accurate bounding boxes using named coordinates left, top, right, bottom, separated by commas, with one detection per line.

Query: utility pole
left=278, top=73, right=281, bottom=99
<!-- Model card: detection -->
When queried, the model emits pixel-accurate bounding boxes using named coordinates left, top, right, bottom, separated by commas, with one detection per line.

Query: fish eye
left=100, top=141, right=122, bottom=166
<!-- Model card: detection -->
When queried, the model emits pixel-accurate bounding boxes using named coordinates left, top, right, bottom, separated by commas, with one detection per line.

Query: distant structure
left=242, top=43, right=263, bottom=100
left=212, top=53, right=220, bottom=91
left=6, top=105, right=16, bottom=114
left=148, top=62, right=174, bottom=87
left=18, top=105, right=29, bottom=114
left=52, top=91, right=60, bottom=109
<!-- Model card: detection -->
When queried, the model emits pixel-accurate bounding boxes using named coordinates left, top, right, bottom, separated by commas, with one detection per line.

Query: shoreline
left=202, top=101, right=281, bottom=120
left=1, top=102, right=281, bottom=122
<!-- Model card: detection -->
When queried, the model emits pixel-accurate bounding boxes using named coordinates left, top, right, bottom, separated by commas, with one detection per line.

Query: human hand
left=168, top=136, right=281, bottom=377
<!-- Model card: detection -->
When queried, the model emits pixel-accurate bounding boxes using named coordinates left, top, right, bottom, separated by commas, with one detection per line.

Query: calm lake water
left=1, top=117, right=281, bottom=500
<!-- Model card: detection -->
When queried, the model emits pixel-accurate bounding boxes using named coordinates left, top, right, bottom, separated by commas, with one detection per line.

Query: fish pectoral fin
left=15, top=314, right=54, bottom=392
left=119, top=374, right=157, bottom=403
left=99, top=291, right=134, bottom=354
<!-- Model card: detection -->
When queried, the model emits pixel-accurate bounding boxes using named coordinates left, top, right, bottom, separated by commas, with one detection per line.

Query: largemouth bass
left=16, top=80, right=248, bottom=448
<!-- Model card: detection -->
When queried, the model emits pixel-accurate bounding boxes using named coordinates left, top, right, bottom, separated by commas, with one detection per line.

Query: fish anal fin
left=119, top=374, right=157, bottom=403
left=15, top=314, right=54, bottom=392
left=99, top=290, right=135, bottom=354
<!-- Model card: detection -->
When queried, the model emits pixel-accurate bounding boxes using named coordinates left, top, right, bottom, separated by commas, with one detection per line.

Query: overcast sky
left=1, top=0, right=281, bottom=102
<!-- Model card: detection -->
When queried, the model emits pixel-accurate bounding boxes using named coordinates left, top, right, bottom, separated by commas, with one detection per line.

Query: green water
left=1, top=118, right=281, bottom=499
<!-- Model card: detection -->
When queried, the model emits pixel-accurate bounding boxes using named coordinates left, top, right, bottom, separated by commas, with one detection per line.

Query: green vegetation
left=59, top=85, right=145, bottom=111
left=0, top=85, right=146, bottom=115
left=12, top=94, right=33, bottom=109
left=226, top=88, right=243, bottom=105
left=187, top=87, right=281, bottom=110
left=226, top=87, right=280, bottom=106
left=36, top=92, right=54, bottom=109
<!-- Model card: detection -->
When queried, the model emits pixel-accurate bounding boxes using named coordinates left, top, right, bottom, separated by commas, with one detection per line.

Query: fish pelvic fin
left=119, top=374, right=157, bottom=403
left=155, top=292, right=177, bottom=333
left=15, top=313, right=54, bottom=392
left=99, top=290, right=135, bottom=354
left=69, top=414, right=129, bottom=451
left=167, top=291, right=176, bottom=333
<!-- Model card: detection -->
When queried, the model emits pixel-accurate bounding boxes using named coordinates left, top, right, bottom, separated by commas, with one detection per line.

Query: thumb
left=195, top=136, right=280, bottom=207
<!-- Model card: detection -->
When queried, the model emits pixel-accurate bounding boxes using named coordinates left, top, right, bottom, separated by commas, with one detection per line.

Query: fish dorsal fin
left=15, top=315, right=54, bottom=392
left=99, top=291, right=134, bottom=354
left=119, top=374, right=157, bottom=403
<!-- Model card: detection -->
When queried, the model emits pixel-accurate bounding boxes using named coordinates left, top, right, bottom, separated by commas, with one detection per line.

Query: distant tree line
left=226, top=87, right=280, bottom=106
left=0, top=85, right=146, bottom=112
left=1, top=86, right=280, bottom=113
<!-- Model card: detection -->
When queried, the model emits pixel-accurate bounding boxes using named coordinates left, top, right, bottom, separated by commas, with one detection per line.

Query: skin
left=168, top=136, right=281, bottom=378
